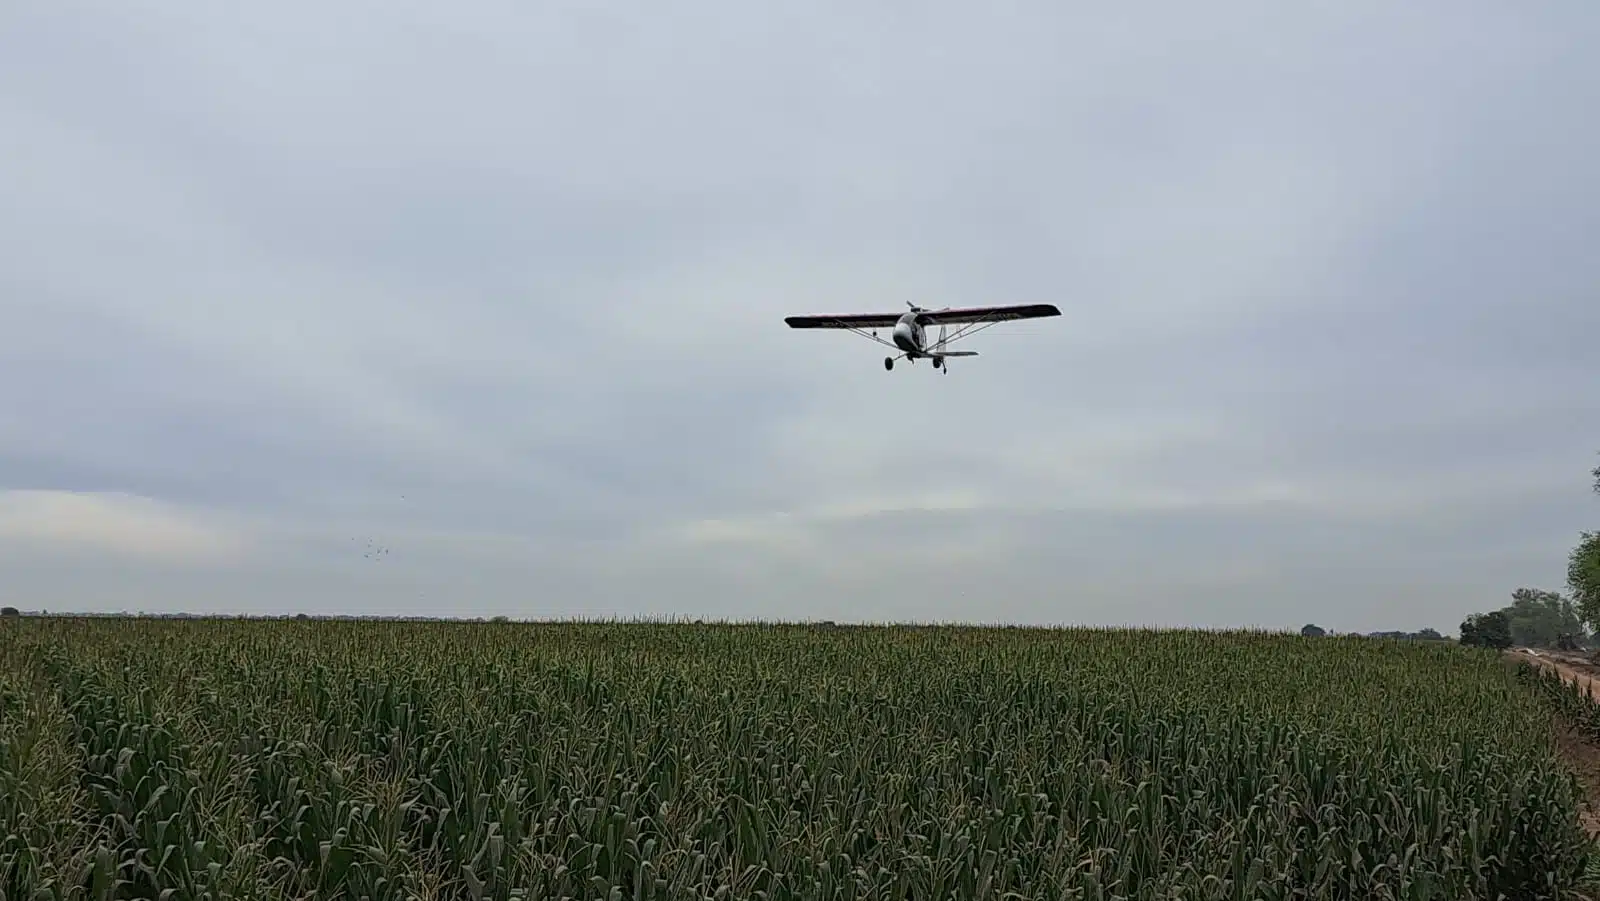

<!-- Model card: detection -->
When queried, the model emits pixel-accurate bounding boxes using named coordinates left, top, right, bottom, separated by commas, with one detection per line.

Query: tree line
left=1298, top=623, right=1447, bottom=641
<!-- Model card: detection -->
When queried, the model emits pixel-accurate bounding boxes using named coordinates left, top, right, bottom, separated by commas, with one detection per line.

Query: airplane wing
left=785, top=304, right=1060, bottom=329
left=919, top=304, right=1061, bottom=325
left=784, top=312, right=903, bottom=329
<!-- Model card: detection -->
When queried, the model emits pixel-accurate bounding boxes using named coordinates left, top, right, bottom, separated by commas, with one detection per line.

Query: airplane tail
left=934, top=323, right=977, bottom=356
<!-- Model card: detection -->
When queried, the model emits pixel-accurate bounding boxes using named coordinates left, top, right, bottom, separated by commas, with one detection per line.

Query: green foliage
left=1503, top=587, right=1587, bottom=648
left=1299, top=623, right=1325, bottom=637
left=0, top=619, right=1594, bottom=899
left=1458, top=588, right=1585, bottom=650
left=0, top=607, right=17, bottom=618
left=1573, top=452, right=1600, bottom=632
left=1573, top=532, right=1600, bottom=631
left=1459, top=609, right=1514, bottom=650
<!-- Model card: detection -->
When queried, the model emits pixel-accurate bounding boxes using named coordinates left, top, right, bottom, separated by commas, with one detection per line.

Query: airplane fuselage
left=891, top=311, right=926, bottom=356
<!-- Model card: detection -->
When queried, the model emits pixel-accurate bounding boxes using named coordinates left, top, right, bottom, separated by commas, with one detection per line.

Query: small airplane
left=785, top=302, right=1061, bottom=372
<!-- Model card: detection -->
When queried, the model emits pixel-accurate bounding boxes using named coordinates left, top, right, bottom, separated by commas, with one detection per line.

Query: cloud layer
left=2, top=3, right=1597, bottom=630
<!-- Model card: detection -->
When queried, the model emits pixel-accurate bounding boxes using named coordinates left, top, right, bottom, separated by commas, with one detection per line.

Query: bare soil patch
left=1518, top=649, right=1600, bottom=699
left=1553, top=718, right=1600, bottom=839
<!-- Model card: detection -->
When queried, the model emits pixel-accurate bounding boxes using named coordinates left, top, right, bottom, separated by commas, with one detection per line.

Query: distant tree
left=1300, top=624, right=1326, bottom=637
left=1502, top=587, right=1585, bottom=648
left=295, top=613, right=309, bottom=621
left=1571, top=453, right=1600, bottom=629
left=1571, top=532, right=1600, bottom=631
left=1460, top=610, right=1513, bottom=650
left=0, top=607, right=18, bottom=618
left=1365, top=628, right=1445, bottom=641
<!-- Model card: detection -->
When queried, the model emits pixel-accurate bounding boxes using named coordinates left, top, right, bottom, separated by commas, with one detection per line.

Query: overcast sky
left=2, top=3, right=1596, bottom=630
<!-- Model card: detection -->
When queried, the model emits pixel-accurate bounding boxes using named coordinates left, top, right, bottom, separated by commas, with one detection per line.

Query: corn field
left=0, top=617, right=1594, bottom=900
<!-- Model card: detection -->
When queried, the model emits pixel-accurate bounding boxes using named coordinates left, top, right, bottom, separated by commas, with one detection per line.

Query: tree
left=1572, top=453, right=1600, bottom=631
left=0, top=607, right=17, bottom=618
left=1460, top=610, right=1513, bottom=650
left=1502, top=587, right=1585, bottom=648
left=1300, top=624, right=1325, bottom=637
left=1572, top=532, right=1600, bottom=631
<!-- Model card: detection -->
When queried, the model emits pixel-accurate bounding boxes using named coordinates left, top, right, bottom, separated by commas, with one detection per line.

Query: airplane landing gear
left=884, top=357, right=894, bottom=371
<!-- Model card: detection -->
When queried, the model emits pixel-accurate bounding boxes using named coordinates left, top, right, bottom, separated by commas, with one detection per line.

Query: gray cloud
left=2, top=2, right=1597, bottom=631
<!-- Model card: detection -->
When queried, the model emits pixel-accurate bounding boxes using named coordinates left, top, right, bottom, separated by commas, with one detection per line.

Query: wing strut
left=932, top=313, right=1019, bottom=349
left=822, top=320, right=903, bottom=352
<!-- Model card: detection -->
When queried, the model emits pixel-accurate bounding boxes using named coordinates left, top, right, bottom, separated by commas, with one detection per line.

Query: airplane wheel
left=884, top=357, right=894, bottom=371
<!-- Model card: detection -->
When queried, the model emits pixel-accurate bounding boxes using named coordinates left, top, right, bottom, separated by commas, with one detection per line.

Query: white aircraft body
left=785, top=302, right=1061, bottom=372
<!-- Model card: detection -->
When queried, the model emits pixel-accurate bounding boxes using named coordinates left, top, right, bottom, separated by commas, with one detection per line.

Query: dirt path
left=1515, top=649, right=1600, bottom=699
